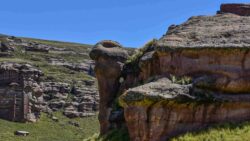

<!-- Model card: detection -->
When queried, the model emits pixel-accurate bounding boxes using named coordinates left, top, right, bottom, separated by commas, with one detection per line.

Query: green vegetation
left=126, top=39, right=157, bottom=64
left=171, top=122, right=250, bottom=141
left=84, top=127, right=129, bottom=141
left=0, top=112, right=99, bottom=141
left=20, top=37, right=91, bottom=52
left=83, top=122, right=250, bottom=141
left=0, top=37, right=100, bottom=140
left=170, top=74, right=192, bottom=85
left=0, top=37, right=94, bottom=83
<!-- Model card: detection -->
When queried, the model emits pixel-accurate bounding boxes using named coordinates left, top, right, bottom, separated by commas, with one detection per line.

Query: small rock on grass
left=14, top=131, right=29, bottom=136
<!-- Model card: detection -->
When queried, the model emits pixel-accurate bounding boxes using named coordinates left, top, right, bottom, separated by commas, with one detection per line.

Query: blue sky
left=0, top=0, right=249, bottom=47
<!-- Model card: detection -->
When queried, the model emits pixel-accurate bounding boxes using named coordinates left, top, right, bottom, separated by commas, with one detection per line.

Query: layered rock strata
left=0, top=62, right=43, bottom=122
left=91, top=3, right=250, bottom=141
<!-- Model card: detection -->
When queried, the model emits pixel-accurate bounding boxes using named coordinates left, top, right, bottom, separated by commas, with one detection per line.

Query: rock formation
left=0, top=62, right=43, bottom=122
left=91, top=3, right=250, bottom=141
left=219, top=3, right=250, bottom=16
left=0, top=34, right=100, bottom=122
left=90, top=40, right=128, bottom=135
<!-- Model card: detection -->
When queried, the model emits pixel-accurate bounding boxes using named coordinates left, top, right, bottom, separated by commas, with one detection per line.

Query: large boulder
left=89, top=40, right=128, bottom=135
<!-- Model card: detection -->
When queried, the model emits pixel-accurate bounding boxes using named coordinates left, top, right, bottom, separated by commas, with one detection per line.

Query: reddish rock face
left=120, top=78, right=250, bottom=141
left=220, top=3, right=250, bottom=16
left=154, top=49, right=250, bottom=93
left=92, top=3, right=250, bottom=141
left=119, top=6, right=250, bottom=141
left=89, top=40, right=128, bottom=135
left=124, top=103, right=250, bottom=141
left=95, top=57, right=124, bottom=134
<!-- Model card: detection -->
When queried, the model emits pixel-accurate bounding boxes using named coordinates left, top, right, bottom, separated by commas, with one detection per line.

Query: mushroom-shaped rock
left=89, top=40, right=128, bottom=135
left=89, top=40, right=128, bottom=62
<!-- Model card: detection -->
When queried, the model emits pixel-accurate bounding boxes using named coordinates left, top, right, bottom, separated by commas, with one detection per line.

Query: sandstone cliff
left=90, top=3, right=250, bottom=141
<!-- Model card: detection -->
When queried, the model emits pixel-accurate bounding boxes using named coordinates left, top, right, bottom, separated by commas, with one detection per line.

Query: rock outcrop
left=40, top=80, right=99, bottom=118
left=89, top=40, right=129, bottom=135
left=120, top=78, right=250, bottom=141
left=219, top=3, right=250, bottom=16
left=0, top=37, right=15, bottom=52
left=48, top=58, right=95, bottom=76
left=91, top=3, right=250, bottom=141
left=0, top=62, right=43, bottom=122
left=0, top=34, right=100, bottom=122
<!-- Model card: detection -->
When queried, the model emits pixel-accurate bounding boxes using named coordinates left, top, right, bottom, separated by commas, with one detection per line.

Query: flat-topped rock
left=219, top=3, right=250, bottom=16
left=120, top=78, right=193, bottom=106
left=156, top=14, right=250, bottom=49
left=14, top=131, right=30, bottom=136
left=89, top=40, right=128, bottom=62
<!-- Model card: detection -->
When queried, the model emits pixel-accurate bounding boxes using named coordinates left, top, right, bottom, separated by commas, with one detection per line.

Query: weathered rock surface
left=219, top=3, right=250, bottom=16
left=0, top=37, right=15, bottom=52
left=152, top=12, right=250, bottom=94
left=0, top=62, right=43, bottom=122
left=21, top=42, right=50, bottom=53
left=91, top=3, right=250, bottom=141
left=48, top=58, right=95, bottom=75
left=90, top=40, right=128, bottom=135
left=41, top=80, right=99, bottom=118
left=157, top=14, right=250, bottom=48
left=0, top=34, right=100, bottom=122
left=120, top=78, right=250, bottom=141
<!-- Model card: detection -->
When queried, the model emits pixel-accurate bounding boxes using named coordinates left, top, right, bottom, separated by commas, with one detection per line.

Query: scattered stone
left=68, top=121, right=80, bottom=127
left=14, top=131, right=29, bottom=136
left=24, top=42, right=50, bottom=53
left=52, top=116, right=59, bottom=122
left=48, top=58, right=95, bottom=75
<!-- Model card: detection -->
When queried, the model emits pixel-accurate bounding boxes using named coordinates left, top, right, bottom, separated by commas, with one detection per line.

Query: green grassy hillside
left=171, top=122, right=250, bottom=141
left=0, top=113, right=99, bottom=141
left=0, top=35, right=100, bottom=141
left=84, top=122, right=250, bottom=141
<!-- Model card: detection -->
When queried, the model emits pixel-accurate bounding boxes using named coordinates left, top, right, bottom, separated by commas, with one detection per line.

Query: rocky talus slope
left=90, top=3, right=250, bottom=141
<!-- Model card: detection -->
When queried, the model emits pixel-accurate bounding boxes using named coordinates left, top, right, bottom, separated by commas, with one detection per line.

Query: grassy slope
left=0, top=37, right=94, bottom=83
left=0, top=37, right=100, bottom=140
left=171, top=122, right=250, bottom=141
left=0, top=113, right=99, bottom=141
left=84, top=122, right=250, bottom=141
